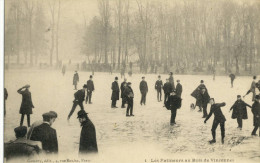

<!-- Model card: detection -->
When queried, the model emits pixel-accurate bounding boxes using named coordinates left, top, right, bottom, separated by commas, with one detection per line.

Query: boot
left=209, top=139, right=216, bottom=144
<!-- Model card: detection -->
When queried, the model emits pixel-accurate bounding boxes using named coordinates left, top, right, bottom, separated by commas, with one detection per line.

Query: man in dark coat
left=111, top=77, right=120, bottom=108
left=191, top=80, right=207, bottom=110
left=124, top=82, right=134, bottom=117
left=120, top=78, right=128, bottom=108
left=155, top=75, right=163, bottom=102
left=176, top=80, right=182, bottom=98
left=68, top=84, right=87, bottom=120
left=204, top=99, right=226, bottom=144
left=229, top=73, right=236, bottom=88
left=169, top=72, right=175, bottom=90
left=166, top=90, right=182, bottom=125
left=251, top=95, right=260, bottom=136
left=30, top=112, right=58, bottom=154
left=197, top=88, right=210, bottom=117
left=77, top=110, right=98, bottom=154
left=86, top=75, right=95, bottom=104
left=18, top=85, right=34, bottom=127
left=163, top=78, right=172, bottom=106
left=73, top=71, right=79, bottom=90
left=244, top=76, right=257, bottom=101
left=140, top=76, right=148, bottom=105
left=230, top=95, right=251, bottom=129
left=4, top=88, right=8, bottom=117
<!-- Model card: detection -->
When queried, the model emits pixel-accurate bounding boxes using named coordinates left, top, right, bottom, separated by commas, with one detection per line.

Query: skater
left=155, top=75, right=163, bottom=102
left=120, top=78, right=127, bottom=108
left=17, top=85, right=34, bottom=127
left=251, top=95, right=260, bottom=136
left=4, top=88, right=8, bottom=117
left=140, top=76, right=148, bottom=105
left=197, top=88, right=210, bottom=117
left=73, top=71, right=79, bottom=90
left=30, top=112, right=58, bottom=154
left=111, top=77, right=120, bottom=108
left=244, top=76, right=257, bottom=101
left=68, top=84, right=87, bottom=120
left=165, top=90, right=182, bottom=125
left=230, top=95, right=251, bottom=129
left=176, top=80, right=182, bottom=98
left=204, top=98, right=226, bottom=144
left=163, top=78, right=172, bottom=106
left=229, top=73, right=236, bottom=88
left=169, top=72, right=175, bottom=90
left=62, top=65, right=66, bottom=76
left=4, top=126, right=40, bottom=161
left=125, top=82, right=134, bottom=117
left=86, top=75, right=95, bottom=104
left=77, top=110, right=98, bottom=154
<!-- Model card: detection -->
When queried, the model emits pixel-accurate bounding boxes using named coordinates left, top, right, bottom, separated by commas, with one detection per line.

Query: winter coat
left=169, top=76, right=175, bottom=90
left=18, top=89, right=34, bottom=115
left=229, top=74, right=235, bottom=80
left=111, top=81, right=120, bottom=100
left=124, top=86, right=134, bottom=100
left=155, top=80, right=163, bottom=90
left=230, top=100, right=251, bottom=119
left=196, top=91, right=210, bottom=108
left=205, top=103, right=226, bottom=123
left=252, top=101, right=260, bottom=127
left=86, top=80, right=95, bottom=92
left=74, top=89, right=86, bottom=103
left=79, top=119, right=98, bottom=154
left=73, top=73, right=79, bottom=85
left=191, top=84, right=207, bottom=98
left=30, top=123, right=58, bottom=153
left=120, top=82, right=127, bottom=98
left=176, top=83, right=182, bottom=97
left=166, top=95, right=182, bottom=110
left=140, top=80, right=148, bottom=93
left=163, top=82, right=172, bottom=94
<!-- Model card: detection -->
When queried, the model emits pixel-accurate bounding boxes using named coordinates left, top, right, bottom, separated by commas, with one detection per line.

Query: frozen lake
left=4, top=69, right=260, bottom=163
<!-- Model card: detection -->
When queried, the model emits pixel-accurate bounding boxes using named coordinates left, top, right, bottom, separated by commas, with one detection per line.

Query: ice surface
left=4, top=70, right=260, bottom=163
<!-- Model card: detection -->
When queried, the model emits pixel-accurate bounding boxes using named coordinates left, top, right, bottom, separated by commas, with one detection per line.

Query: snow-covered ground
left=4, top=70, right=260, bottom=163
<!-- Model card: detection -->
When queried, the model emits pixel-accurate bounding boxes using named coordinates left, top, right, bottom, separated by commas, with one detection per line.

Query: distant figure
left=109, top=64, right=113, bottom=74
left=111, top=77, right=120, bottom=108
left=140, top=76, right=148, bottom=105
left=251, top=95, right=260, bottom=136
left=169, top=72, right=175, bottom=90
left=229, top=73, right=236, bottom=88
left=128, top=70, right=132, bottom=77
left=4, top=88, right=8, bottom=117
left=165, top=90, right=182, bottom=125
left=197, top=88, right=210, bottom=118
left=212, top=67, right=216, bottom=81
left=73, top=71, right=79, bottom=90
left=30, top=112, right=58, bottom=154
left=125, top=82, right=134, bottom=117
left=86, top=75, right=95, bottom=104
left=4, top=126, right=41, bottom=161
left=230, top=95, right=251, bottom=129
left=68, top=84, right=87, bottom=120
left=120, top=67, right=125, bottom=79
left=155, top=75, right=163, bottom=102
left=163, top=78, right=172, bottom=106
left=176, top=80, right=182, bottom=98
left=62, top=65, right=66, bottom=76
left=244, top=76, right=257, bottom=101
left=91, top=63, right=95, bottom=76
left=204, top=99, right=226, bottom=144
left=17, top=85, right=34, bottom=127
left=77, top=110, right=98, bottom=154
left=120, top=78, right=127, bottom=108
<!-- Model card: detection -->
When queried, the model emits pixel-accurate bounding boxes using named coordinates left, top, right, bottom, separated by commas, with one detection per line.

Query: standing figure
left=68, top=84, right=87, bottom=120
left=140, top=76, right=148, bottom=105
left=197, top=88, right=210, bottom=118
left=212, top=67, right=216, bottom=81
left=120, top=78, right=127, bottom=108
left=230, top=95, right=251, bottom=129
left=120, top=67, right=125, bottom=79
left=4, top=88, right=8, bottom=117
left=73, top=71, right=79, bottom=90
left=169, top=72, right=175, bottom=90
left=125, top=82, right=134, bottom=116
left=190, top=80, right=207, bottom=110
left=165, top=90, right=182, bottom=125
left=163, top=78, right=172, bottom=106
left=111, top=77, right=120, bottom=108
left=176, top=80, right=182, bottom=98
left=86, top=75, right=95, bottom=104
left=30, top=112, right=58, bottom=154
left=77, top=110, right=98, bottom=154
left=155, top=75, right=163, bottom=102
left=204, top=99, right=226, bottom=144
left=251, top=95, right=260, bottom=136
left=17, top=85, right=34, bottom=127
left=244, top=76, right=257, bottom=101
left=229, top=73, right=236, bottom=88
left=62, top=65, right=66, bottom=76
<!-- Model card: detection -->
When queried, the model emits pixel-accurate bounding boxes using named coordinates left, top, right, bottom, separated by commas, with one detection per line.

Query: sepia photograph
left=2, top=0, right=260, bottom=162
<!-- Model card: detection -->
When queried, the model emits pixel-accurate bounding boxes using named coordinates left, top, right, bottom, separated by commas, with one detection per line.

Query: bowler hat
left=237, top=95, right=241, bottom=98
left=200, top=80, right=204, bottom=83
left=77, top=110, right=88, bottom=118
left=90, top=75, right=93, bottom=78
left=115, top=77, right=118, bottom=80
